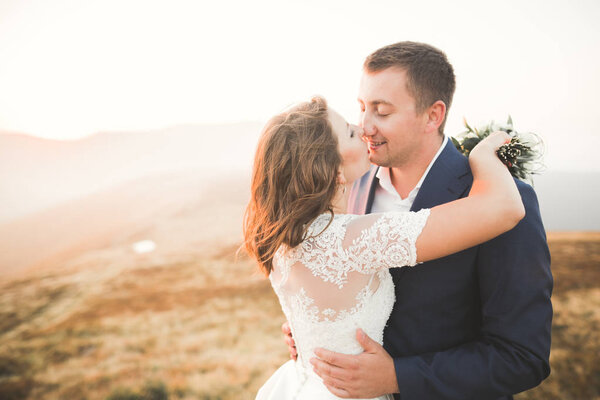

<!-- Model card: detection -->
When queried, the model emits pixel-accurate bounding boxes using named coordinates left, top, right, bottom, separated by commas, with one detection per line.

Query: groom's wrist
left=386, top=354, right=401, bottom=394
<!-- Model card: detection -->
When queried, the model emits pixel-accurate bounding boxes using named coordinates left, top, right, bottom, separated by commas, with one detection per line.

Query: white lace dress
left=256, top=210, right=430, bottom=400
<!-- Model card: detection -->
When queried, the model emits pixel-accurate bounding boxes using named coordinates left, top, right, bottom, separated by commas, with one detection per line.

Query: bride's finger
left=284, top=335, right=295, bottom=347
left=281, top=321, right=292, bottom=335
left=483, top=131, right=511, bottom=149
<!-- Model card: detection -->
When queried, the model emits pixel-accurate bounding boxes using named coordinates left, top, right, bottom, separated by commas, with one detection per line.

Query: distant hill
left=0, top=169, right=250, bottom=276
left=0, top=123, right=262, bottom=224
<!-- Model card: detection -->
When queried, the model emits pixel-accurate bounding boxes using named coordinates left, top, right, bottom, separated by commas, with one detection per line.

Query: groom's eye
left=376, top=107, right=390, bottom=116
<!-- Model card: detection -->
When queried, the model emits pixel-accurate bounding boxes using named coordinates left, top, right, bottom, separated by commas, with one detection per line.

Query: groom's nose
left=361, top=112, right=376, bottom=137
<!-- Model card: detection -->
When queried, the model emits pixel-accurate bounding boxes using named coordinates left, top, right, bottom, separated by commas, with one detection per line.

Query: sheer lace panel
left=271, top=209, right=430, bottom=323
left=281, top=261, right=380, bottom=322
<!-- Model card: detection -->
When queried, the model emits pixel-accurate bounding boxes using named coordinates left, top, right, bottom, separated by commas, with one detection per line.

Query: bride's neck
left=331, top=184, right=349, bottom=214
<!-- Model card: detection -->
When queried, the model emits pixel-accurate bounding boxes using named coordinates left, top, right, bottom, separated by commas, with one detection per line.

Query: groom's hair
left=364, top=41, right=456, bottom=133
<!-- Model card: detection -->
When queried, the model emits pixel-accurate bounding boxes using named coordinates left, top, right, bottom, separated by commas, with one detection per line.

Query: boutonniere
left=451, top=116, right=545, bottom=182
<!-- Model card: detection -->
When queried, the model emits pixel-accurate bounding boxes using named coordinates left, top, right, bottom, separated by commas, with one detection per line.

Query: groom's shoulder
left=514, top=178, right=543, bottom=213
left=462, top=161, right=541, bottom=215
left=486, top=178, right=546, bottom=249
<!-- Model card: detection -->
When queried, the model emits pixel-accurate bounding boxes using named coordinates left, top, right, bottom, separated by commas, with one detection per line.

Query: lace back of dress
left=267, top=210, right=430, bottom=399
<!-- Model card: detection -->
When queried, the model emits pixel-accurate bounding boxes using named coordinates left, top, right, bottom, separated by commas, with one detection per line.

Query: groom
left=284, top=42, right=553, bottom=399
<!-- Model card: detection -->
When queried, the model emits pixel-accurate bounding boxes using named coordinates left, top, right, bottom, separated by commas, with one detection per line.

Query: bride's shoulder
left=305, top=212, right=356, bottom=236
left=274, top=214, right=349, bottom=265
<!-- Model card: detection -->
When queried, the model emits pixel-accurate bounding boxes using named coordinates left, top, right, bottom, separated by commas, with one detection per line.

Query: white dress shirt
left=371, top=136, right=448, bottom=213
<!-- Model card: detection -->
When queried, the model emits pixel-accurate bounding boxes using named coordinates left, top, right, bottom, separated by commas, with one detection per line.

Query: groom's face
left=358, top=67, right=428, bottom=169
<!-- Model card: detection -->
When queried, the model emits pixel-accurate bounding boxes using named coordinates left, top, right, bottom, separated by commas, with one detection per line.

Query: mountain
left=0, top=123, right=262, bottom=224
left=0, top=169, right=250, bottom=276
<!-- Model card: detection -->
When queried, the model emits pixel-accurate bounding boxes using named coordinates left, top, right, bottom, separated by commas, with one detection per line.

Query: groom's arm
left=391, top=181, right=552, bottom=399
left=312, top=182, right=552, bottom=399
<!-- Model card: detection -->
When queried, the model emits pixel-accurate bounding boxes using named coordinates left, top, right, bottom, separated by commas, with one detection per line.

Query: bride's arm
left=344, top=131, right=523, bottom=271
left=415, top=131, right=524, bottom=262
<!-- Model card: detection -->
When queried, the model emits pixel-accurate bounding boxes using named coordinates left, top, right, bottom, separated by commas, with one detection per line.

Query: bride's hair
left=243, top=96, right=341, bottom=276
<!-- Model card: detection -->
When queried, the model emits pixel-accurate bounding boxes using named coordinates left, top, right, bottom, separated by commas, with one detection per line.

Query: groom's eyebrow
left=369, top=100, right=394, bottom=106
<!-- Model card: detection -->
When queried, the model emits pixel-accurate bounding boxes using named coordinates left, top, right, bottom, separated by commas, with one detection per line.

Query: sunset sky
left=0, top=0, right=598, bottom=171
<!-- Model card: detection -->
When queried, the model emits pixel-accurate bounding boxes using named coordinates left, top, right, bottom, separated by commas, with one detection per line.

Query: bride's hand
left=414, top=129, right=524, bottom=263
left=469, top=131, right=511, bottom=162
left=282, top=321, right=297, bottom=361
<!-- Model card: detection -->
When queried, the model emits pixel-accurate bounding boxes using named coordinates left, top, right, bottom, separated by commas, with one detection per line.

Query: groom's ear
left=424, top=100, right=446, bottom=134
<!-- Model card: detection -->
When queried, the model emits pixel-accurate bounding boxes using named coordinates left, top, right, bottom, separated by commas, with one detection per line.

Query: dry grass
left=1, top=233, right=599, bottom=399
left=0, top=243, right=287, bottom=400
left=514, top=232, right=600, bottom=400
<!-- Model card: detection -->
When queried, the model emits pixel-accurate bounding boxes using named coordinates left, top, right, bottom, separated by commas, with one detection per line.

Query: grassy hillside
left=0, top=242, right=285, bottom=400
left=515, top=232, right=600, bottom=400
left=1, top=232, right=599, bottom=399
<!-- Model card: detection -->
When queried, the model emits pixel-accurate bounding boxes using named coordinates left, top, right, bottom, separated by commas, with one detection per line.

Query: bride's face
left=328, top=108, right=371, bottom=184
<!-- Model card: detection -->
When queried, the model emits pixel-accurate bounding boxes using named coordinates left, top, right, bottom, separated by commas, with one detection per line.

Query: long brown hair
left=243, top=96, right=341, bottom=276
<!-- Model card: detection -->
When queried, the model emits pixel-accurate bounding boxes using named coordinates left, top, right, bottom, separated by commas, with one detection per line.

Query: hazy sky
left=0, top=0, right=598, bottom=171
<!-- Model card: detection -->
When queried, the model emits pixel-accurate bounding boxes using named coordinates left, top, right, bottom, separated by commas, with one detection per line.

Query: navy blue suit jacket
left=348, top=140, right=553, bottom=400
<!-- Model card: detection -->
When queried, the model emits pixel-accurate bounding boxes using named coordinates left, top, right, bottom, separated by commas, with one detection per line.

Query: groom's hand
left=281, top=321, right=297, bottom=361
left=311, top=329, right=399, bottom=398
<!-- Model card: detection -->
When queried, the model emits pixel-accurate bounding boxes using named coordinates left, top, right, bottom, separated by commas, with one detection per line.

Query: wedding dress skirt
left=255, top=211, right=430, bottom=400
left=256, top=359, right=394, bottom=400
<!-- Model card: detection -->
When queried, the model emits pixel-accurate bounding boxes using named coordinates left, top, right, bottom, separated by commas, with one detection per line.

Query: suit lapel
left=364, top=167, right=379, bottom=213
left=411, top=140, right=473, bottom=211
left=348, top=165, right=379, bottom=214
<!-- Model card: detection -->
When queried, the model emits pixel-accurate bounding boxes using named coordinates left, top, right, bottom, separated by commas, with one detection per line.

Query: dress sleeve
left=344, top=209, right=430, bottom=274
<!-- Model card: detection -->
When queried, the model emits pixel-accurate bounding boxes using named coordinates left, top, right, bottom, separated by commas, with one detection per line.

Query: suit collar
left=410, top=139, right=472, bottom=211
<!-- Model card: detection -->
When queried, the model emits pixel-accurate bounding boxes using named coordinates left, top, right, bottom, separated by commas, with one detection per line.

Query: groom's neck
left=389, top=135, right=443, bottom=198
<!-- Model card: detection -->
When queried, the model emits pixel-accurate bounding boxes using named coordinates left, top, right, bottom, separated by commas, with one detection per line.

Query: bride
left=243, top=96, right=524, bottom=400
